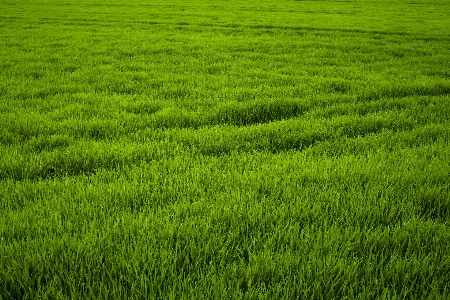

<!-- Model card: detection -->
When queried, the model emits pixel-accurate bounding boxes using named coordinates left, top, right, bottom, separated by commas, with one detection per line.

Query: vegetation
left=1, top=0, right=449, bottom=298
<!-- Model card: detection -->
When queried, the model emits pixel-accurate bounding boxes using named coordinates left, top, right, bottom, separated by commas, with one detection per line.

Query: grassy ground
left=1, top=0, right=450, bottom=298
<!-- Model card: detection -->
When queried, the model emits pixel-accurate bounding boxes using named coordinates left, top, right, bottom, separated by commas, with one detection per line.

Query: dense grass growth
left=1, top=0, right=450, bottom=298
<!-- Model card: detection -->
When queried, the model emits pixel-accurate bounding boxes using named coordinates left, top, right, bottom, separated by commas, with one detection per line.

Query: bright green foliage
left=1, top=0, right=450, bottom=298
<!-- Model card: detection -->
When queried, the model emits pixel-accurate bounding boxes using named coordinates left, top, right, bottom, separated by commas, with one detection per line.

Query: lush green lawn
left=1, top=0, right=450, bottom=298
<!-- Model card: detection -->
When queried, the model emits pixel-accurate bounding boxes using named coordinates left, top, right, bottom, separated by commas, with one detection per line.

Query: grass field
left=1, top=0, right=450, bottom=298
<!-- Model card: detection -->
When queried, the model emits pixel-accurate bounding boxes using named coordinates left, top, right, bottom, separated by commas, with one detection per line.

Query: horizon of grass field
left=1, top=0, right=450, bottom=298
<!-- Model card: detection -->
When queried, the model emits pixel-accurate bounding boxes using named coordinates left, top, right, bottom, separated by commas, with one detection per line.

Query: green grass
left=1, top=0, right=450, bottom=298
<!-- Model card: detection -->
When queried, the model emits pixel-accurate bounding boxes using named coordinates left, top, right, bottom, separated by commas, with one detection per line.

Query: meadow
left=1, top=0, right=450, bottom=298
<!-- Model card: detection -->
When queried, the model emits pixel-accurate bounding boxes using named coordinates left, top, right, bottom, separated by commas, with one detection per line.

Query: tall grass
left=1, top=0, right=450, bottom=298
